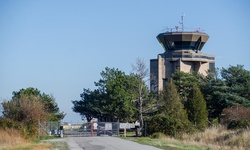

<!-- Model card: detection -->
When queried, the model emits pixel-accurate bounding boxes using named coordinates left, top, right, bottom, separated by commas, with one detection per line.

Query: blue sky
left=1, top=0, right=250, bottom=122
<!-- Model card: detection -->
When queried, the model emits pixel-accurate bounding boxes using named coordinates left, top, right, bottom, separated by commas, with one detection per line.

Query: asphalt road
left=66, top=136, right=162, bottom=150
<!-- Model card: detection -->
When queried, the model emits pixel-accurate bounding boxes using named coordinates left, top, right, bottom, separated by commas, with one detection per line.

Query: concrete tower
left=150, top=29, right=215, bottom=93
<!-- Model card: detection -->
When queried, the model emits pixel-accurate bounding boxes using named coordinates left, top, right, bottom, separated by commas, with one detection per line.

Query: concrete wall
left=180, top=61, right=192, bottom=73
left=198, top=62, right=210, bottom=75
left=158, top=55, right=165, bottom=91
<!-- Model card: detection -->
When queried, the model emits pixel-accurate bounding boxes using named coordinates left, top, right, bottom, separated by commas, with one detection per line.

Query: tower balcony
left=157, top=32, right=209, bottom=51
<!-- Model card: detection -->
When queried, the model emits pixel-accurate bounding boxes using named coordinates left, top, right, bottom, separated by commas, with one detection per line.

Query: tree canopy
left=1, top=87, right=65, bottom=137
left=187, top=84, right=208, bottom=131
left=11, top=87, right=65, bottom=121
left=72, top=67, right=144, bottom=122
left=172, top=65, right=250, bottom=122
left=147, top=78, right=193, bottom=137
left=72, top=64, right=250, bottom=136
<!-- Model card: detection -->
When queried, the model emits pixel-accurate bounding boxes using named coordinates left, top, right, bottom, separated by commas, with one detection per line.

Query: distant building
left=150, top=31, right=215, bottom=93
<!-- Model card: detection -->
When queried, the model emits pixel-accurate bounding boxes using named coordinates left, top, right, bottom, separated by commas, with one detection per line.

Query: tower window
left=209, top=63, right=215, bottom=70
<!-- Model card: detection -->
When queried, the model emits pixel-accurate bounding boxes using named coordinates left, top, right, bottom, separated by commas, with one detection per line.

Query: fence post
left=117, top=121, right=120, bottom=136
left=60, top=125, right=64, bottom=138
left=124, top=125, right=126, bottom=137
left=58, top=121, right=60, bottom=136
left=38, top=119, right=40, bottom=139
left=91, top=122, right=94, bottom=136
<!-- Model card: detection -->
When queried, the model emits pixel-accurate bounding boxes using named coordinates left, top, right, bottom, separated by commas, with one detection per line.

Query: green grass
left=123, top=137, right=212, bottom=150
left=39, top=136, right=69, bottom=150
left=33, top=135, right=59, bottom=143
left=47, top=141, right=69, bottom=150
left=119, top=131, right=136, bottom=137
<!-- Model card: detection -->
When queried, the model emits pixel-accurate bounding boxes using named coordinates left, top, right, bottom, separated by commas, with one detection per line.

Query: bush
left=227, top=120, right=250, bottom=129
left=221, top=105, right=250, bottom=126
left=1, top=94, right=49, bottom=138
left=151, top=132, right=166, bottom=139
left=146, top=114, right=194, bottom=138
left=0, top=118, right=36, bottom=138
left=0, top=118, right=21, bottom=129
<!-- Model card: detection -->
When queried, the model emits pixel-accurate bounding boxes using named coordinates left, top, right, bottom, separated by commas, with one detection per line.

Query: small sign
left=119, top=123, right=130, bottom=129
left=130, top=123, right=135, bottom=128
left=105, top=123, right=112, bottom=130
left=93, top=123, right=98, bottom=130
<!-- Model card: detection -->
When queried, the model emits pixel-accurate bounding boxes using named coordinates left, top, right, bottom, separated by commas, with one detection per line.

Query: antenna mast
left=179, top=12, right=185, bottom=31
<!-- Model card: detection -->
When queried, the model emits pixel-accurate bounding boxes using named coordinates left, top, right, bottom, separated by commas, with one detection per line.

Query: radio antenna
left=179, top=12, right=185, bottom=31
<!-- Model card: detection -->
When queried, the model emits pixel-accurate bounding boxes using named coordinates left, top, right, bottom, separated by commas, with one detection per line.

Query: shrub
left=1, top=94, right=49, bottom=138
left=221, top=105, right=250, bottom=126
left=227, top=120, right=250, bottom=129
left=0, top=118, right=34, bottom=138
left=0, top=118, right=20, bottom=129
left=151, top=132, right=166, bottom=139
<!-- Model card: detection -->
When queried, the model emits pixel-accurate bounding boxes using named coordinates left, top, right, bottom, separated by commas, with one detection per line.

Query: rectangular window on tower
left=209, top=63, right=215, bottom=71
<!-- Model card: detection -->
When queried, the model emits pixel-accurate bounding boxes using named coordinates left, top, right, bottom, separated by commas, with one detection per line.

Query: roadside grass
left=122, top=126, right=250, bottom=150
left=35, top=136, right=69, bottom=150
left=120, top=131, right=205, bottom=149
left=0, top=128, right=69, bottom=150
left=3, top=142, right=51, bottom=150
left=119, top=130, right=136, bottom=137
left=124, top=137, right=208, bottom=150
left=33, top=135, right=60, bottom=143
left=0, top=128, right=28, bottom=150
left=41, top=140, right=69, bottom=150
left=181, top=125, right=250, bottom=150
left=3, top=138, right=69, bottom=150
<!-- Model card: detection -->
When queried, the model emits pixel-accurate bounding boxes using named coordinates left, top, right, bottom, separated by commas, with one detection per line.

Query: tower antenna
left=179, top=12, right=185, bottom=31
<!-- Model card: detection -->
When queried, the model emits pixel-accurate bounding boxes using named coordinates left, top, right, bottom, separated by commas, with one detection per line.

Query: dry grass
left=144, top=125, right=250, bottom=149
left=3, top=143, right=51, bottom=150
left=0, top=128, right=27, bottom=149
left=0, top=128, right=52, bottom=150
left=179, top=125, right=250, bottom=150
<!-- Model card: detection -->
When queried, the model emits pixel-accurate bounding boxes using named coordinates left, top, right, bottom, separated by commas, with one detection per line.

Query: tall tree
left=200, top=66, right=250, bottom=122
left=201, top=78, right=228, bottom=120
left=172, top=70, right=198, bottom=107
left=97, top=67, right=137, bottom=122
left=148, top=78, right=192, bottom=137
left=221, top=65, right=250, bottom=101
left=11, top=87, right=65, bottom=121
left=187, top=84, right=208, bottom=131
left=172, top=65, right=250, bottom=124
left=72, top=67, right=138, bottom=122
left=2, top=94, right=47, bottom=123
left=72, top=89, right=102, bottom=122
left=132, top=58, right=149, bottom=136
left=1, top=87, right=64, bottom=136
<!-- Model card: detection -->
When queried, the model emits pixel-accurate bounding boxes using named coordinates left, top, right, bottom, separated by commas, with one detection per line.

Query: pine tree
left=157, top=78, right=193, bottom=136
left=187, top=84, right=208, bottom=131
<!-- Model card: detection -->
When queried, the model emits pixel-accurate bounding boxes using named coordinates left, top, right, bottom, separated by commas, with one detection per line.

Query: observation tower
left=150, top=14, right=215, bottom=92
